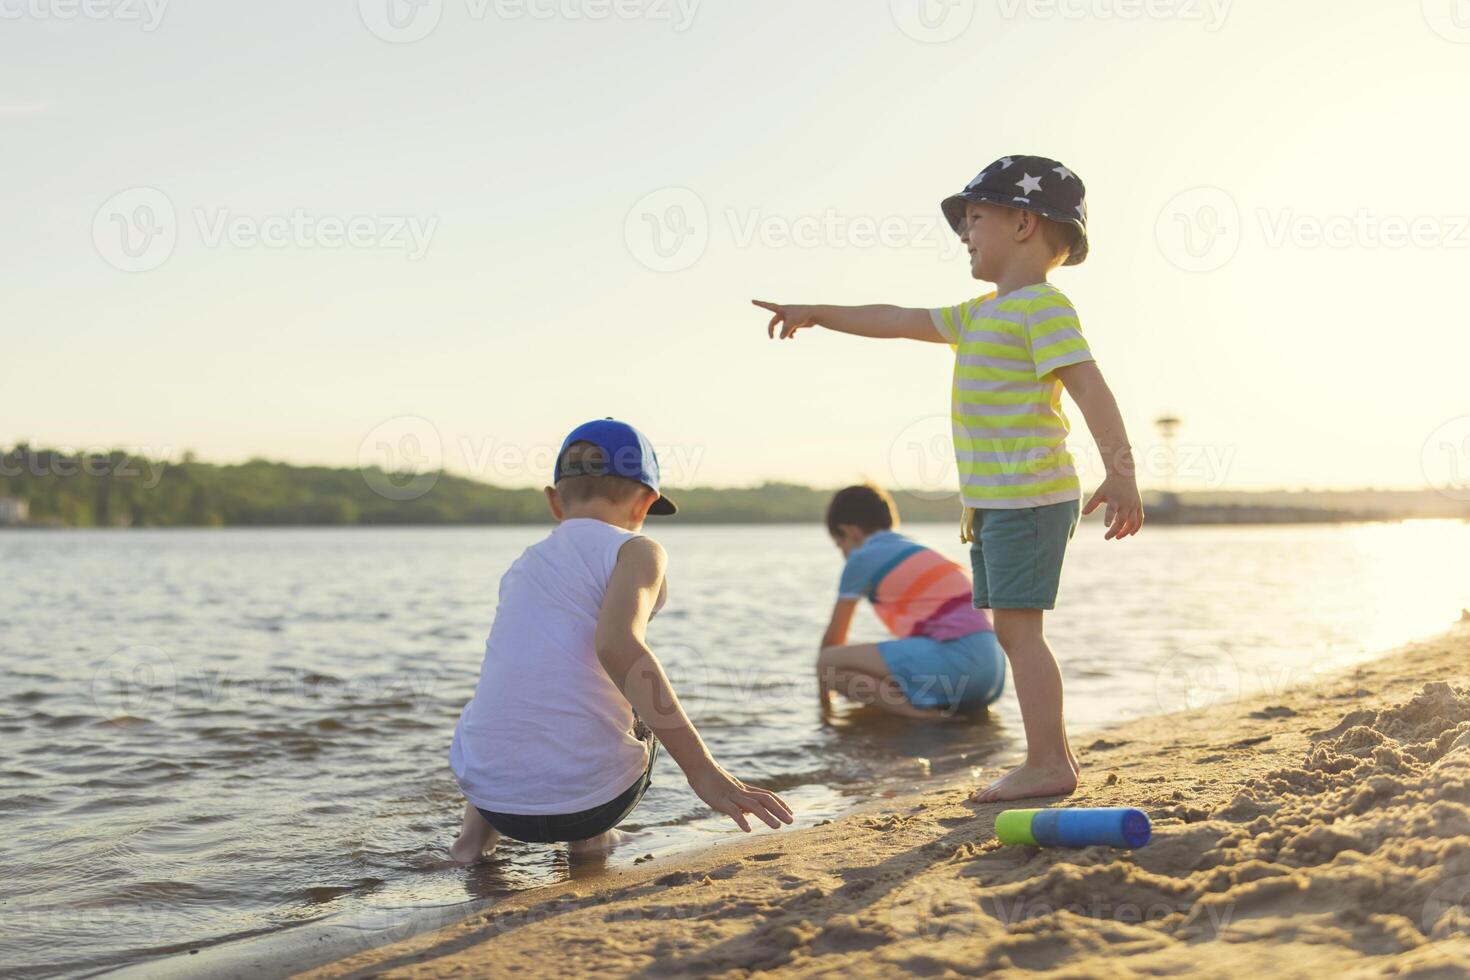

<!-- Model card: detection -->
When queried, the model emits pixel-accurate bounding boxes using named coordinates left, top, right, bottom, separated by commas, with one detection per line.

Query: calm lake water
left=3, top=521, right=1469, bottom=977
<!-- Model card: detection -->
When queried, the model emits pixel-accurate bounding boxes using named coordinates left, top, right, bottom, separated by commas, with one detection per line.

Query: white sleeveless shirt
left=449, top=518, right=654, bottom=814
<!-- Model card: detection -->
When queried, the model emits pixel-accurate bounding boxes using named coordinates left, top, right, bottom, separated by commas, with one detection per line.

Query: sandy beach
left=296, top=622, right=1470, bottom=979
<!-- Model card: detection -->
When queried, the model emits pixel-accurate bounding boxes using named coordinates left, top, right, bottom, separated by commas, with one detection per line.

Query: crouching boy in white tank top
left=448, top=419, right=794, bottom=862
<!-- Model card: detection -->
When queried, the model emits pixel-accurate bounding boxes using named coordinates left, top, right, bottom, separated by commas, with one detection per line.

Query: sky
left=4, top=0, right=1470, bottom=494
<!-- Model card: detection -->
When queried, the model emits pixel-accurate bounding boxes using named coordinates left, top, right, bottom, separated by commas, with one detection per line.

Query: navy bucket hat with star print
left=941, top=154, right=1089, bottom=265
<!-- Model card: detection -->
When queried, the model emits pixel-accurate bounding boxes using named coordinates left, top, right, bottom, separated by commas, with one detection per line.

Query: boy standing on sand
left=754, top=155, right=1143, bottom=803
left=448, top=419, right=792, bottom=862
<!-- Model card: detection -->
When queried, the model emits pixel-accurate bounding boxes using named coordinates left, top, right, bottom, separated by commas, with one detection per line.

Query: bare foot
left=449, top=803, right=500, bottom=865
left=568, top=828, right=632, bottom=855
left=969, top=761, right=1078, bottom=803
left=448, top=835, right=497, bottom=864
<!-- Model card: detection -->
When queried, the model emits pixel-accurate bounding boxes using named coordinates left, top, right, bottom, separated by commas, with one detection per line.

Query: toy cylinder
left=996, top=807, right=1150, bottom=848
left=993, top=808, right=1041, bottom=845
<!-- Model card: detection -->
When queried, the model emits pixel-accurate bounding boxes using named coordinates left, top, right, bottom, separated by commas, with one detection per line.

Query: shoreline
left=6, top=517, right=1462, bottom=532
left=291, top=623, right=1470, bottom=978
left=95, top=623, right=1470, bottom=979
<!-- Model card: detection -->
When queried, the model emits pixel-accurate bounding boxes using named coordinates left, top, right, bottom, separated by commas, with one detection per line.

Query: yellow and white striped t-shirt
left=930, top=283, right=1094, bottom=510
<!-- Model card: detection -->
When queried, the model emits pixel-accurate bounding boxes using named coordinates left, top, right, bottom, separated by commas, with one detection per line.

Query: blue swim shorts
left=877, top=629, right=1007, bottom=710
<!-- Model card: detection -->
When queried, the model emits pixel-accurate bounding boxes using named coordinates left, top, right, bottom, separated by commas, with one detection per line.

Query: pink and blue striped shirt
left=838, top=530, right=992, bottom=641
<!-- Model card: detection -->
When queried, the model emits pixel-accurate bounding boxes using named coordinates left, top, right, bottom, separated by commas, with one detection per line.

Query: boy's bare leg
left=972, top=609, right=1079, bottom=802
left=828, top=669, right=958, bottom=720
left=449, top=801, right=500, bottom=864
left=568, top=828, right=633, bottom=854
left=818, top=644, right=955, bottom=721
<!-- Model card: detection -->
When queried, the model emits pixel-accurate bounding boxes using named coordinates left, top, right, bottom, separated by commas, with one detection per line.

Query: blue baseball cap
left=554, top=418, right=677, bottom=516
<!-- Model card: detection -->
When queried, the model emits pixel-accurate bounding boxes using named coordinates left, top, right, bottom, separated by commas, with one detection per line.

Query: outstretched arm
left=1054, top=361, right=1144, bottom=540
left=820, top=598, right=859, bottom=650
left=817, top=598, right=860, bottom=710
left=595, top=536, right=794, bottom=831
left=753, top=300, right=946, bottom=343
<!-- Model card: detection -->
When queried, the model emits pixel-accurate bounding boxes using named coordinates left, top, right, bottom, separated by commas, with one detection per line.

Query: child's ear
left=1013, top=209, right=1039, bottom=243
left=543, top=486, right=564, bottom=521
left=631, top=488, right=657, bottom=523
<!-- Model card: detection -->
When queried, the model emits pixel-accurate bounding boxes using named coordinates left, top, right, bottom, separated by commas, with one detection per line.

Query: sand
left=302, top=625, right=1470, bottom=979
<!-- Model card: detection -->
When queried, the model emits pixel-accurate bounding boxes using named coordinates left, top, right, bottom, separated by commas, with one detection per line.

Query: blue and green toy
left=995, top=807, right=1151, bottom=849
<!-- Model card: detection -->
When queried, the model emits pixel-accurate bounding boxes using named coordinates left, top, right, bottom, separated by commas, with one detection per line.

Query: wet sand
left=301, top=624, right=1470, bottom=978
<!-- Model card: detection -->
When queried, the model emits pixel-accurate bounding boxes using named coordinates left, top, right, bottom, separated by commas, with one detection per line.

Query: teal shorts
left=877, top=630, right=1007, bottom=709
left=969, top=499, right=1081, bottom=610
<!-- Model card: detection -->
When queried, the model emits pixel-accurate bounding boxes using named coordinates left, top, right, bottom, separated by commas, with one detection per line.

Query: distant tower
left=1155, top=415, right=1181, bottom=509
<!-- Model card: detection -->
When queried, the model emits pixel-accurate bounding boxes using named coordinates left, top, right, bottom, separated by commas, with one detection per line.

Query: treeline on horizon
left=0, top=446, right=964, bottom=528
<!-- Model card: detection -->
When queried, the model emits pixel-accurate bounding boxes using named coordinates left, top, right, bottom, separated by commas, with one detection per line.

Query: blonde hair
left=1037, top=216, right=1082, bottom=269
left=554, top=441, right=649, bottom=508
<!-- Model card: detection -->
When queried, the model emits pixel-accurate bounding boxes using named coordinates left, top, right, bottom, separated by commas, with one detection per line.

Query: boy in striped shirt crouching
left=754, top=154, right=1144, bottom=802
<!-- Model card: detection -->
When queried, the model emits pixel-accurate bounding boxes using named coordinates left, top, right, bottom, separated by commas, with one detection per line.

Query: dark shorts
left=476, top=738, right=658, bottom=844
left=969, top=499, right=1081, bottom=610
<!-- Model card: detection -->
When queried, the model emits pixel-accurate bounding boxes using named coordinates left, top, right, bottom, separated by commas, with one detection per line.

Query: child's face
left=960, top=202, right=1013, bottom=281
